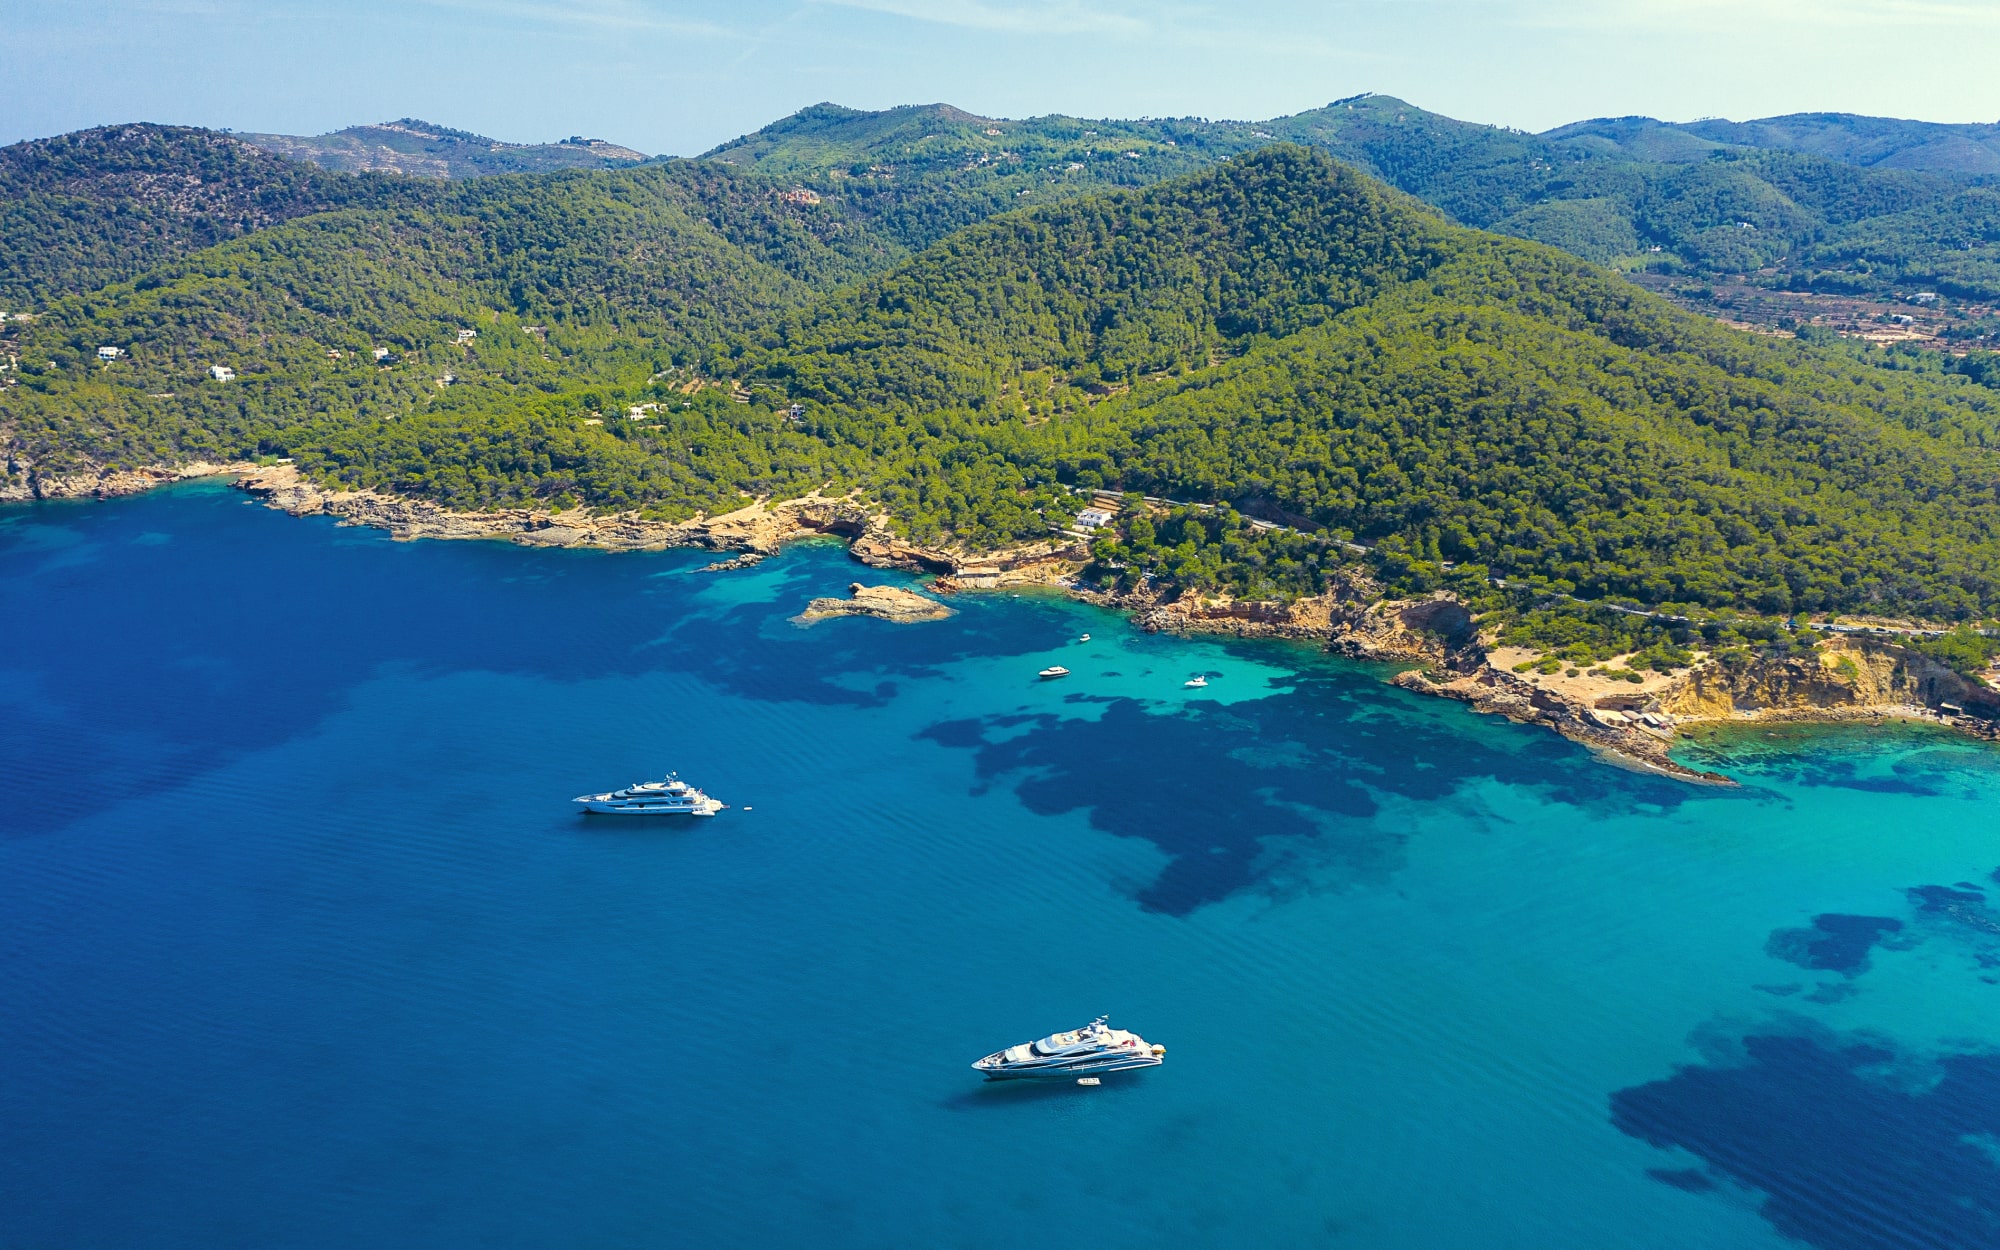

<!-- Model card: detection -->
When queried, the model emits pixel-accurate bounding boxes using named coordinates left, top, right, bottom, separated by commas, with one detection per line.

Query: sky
left=6, top=0, right=2000, bottom=152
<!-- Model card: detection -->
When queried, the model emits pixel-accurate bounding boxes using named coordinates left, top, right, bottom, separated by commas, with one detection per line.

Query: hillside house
left=780, top=188, right=822, bottom=206
left=97, top=346, right=124, bottom=360
left=372, top=346, right=391, bottom=361
left=1075, top=508, right=1115, bottom=530
left=456, top=329, right=477, bottom=343
left=208, top=365, right=235, bottom=382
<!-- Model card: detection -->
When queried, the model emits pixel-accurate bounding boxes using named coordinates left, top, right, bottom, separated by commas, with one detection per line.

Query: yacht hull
left=577, top=802, right=719, bottom=815
left=977, top=1054, right=1163, bottom=1081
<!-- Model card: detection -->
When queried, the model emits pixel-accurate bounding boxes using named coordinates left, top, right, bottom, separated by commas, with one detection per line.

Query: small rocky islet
left=792, top=583, right=955, bottom=626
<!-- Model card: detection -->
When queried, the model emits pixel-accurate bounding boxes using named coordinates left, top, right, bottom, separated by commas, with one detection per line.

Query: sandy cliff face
left=1329, top=594, right=1477, bottom=662
left=1121, top=573, right=1419, bottom=647
left=1656, top=637, right=2000, bottom=721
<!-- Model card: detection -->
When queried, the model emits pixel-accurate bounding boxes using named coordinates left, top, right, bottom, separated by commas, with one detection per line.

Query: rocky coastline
left=12, top=460, right=1998, bottom=782
left=1123, top=583, right=2000, bottom=783
left=1, top=457, right=260, bottom=503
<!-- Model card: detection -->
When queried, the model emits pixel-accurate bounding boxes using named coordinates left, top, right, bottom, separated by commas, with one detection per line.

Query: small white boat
left=1039, top=666, right=1071, bottom=680
left=1078, top=633, right=1090, bottom=642
left=1076, top=1077, right=1101, bottom=1086
left=1184, top=675, right=1208, bottom=689
left=574, top=773, right=725, bottom=816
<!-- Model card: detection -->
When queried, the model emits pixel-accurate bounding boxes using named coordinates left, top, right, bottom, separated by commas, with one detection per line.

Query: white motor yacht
left=574, top=774, right=725, bottom=816
left=1184, top=674, right=1208, bottom=689
left=972, top=1016, right=1165, bottom=1080
left=1039, top=665, right=1071, bottom=680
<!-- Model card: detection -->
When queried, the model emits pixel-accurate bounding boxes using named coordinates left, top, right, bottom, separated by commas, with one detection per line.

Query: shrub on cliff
left=1908, top=626, right=2000, bottom=676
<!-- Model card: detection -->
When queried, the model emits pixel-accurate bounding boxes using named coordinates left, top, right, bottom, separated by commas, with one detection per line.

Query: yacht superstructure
left=574, top=774, right=724, bottom=816
left=972, top=1016, right=1165, bottom=1080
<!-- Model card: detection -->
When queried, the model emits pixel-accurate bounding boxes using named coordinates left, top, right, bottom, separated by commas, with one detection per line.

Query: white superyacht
left=972, top=1016, right=1165, bottom=1080
left=573, top=774, right=725, bottom=816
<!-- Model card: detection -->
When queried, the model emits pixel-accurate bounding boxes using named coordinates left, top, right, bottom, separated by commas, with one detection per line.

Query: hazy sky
left=7, top=1, right=2000, bottom=152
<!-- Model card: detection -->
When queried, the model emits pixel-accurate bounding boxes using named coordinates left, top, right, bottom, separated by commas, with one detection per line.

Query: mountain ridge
left=237, top=119, right=653, bottom=178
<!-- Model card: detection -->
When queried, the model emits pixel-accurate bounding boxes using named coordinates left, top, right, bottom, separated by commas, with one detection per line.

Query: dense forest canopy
left=10, top=93, right=2000, bottom=629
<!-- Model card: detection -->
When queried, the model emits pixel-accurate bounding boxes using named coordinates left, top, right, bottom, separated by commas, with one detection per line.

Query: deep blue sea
left=5, top=481, right=2000, bottom=1249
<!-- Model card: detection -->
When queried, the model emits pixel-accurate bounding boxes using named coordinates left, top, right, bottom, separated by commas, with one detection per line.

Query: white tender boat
left=1039, top=665, right=1071, bottom=680
left=574, top=774, right=725, bottom=816
left=1184, top=675, right=1208, bottom=689
left=972, top=1016, right=1165, bottom=1080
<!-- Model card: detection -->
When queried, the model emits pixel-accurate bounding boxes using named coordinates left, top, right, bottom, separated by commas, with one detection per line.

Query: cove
left=3, top=481, right=1998, bottom=1250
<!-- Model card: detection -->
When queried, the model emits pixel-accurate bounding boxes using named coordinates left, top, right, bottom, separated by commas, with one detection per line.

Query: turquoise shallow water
left=3, top=481, right=1999, bottom=1249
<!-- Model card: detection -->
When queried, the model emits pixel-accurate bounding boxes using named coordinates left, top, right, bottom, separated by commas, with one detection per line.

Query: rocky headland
left=792, top=583, right=956, bottom=625
left=1110, top=579, right=2000, bottom=784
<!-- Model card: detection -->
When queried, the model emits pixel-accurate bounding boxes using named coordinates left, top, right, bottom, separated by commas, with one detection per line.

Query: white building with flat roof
left=209, top=365, right=235, bottom=382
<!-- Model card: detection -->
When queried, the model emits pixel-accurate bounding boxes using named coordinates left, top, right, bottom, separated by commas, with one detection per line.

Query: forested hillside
left=1, top=160, right=910, bottom=515
left=0, top=125, right=410, bottom=307
left=703, top=148, right=2000, bottom=617
left=13, top=144, right=2000, bottom=622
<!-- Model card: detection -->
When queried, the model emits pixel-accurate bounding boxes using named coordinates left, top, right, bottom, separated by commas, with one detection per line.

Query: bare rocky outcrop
left=927, top=538, right=1091, bottom=589
left=1329, top=593, right=1478, bottom=663
left=1405, top=632, right=2000, bottom=784
left=792, top=583, right=955, bottom=625
left=231, top=463, right=876, bottom=554
left=1656, top=637, right=2000, bottom=723
left=1, top=457, right=257, bottom=503
left=1394, top=665, right=1735, bottom=784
